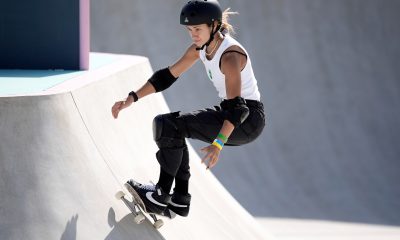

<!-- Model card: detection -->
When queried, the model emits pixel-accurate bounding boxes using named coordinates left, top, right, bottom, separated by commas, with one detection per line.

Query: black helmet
left=180, top=0, right=222, bottom=26
left=180, top=0, right=223, bottom=50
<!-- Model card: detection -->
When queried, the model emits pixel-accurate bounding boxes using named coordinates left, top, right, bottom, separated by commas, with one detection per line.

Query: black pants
left=154, top=99, right=266, bottom=182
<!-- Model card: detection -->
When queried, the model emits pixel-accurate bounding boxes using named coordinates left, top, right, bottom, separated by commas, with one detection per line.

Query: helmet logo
left=185, top=17, right=189, bottom=23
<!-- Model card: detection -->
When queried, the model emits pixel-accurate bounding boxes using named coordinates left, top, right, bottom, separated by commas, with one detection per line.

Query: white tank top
left=199, top=35, right=261, bottom=101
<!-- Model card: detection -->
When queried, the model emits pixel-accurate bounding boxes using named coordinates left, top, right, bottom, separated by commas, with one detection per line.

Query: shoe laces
left=139, top=181, right=156, bottom=191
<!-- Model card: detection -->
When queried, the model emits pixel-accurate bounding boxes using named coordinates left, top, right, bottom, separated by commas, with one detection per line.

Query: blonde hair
left=220, top=8, right=238, bottom=35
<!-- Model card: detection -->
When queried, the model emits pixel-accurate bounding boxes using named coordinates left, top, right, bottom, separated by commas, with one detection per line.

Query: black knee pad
left=153, top=112, right=185, bottom=148
left=153, top=115, right=164, bottom=142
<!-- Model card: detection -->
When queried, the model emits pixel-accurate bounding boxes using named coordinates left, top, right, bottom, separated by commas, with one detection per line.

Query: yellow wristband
left=212, top=140, right=223, bottom=150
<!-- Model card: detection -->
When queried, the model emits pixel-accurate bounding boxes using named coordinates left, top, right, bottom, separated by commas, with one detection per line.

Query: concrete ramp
left=90, top=1, right=400, bottom=230
left=0, top=54, right=272, bottom=239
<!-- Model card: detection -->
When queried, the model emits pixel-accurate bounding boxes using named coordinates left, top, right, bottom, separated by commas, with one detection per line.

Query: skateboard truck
left=115, top=191, right=164, bottom=229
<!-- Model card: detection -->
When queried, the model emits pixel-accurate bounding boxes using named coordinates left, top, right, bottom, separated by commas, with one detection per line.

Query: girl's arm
left=112, top=44, right=199, bottom=119
left=201, top=46, right=247, bottom=169
left=134, top=43, right=199, bottom=100
left=218, top=46, right=248, bottom=138
left=169, top=43, right=200, bottom=78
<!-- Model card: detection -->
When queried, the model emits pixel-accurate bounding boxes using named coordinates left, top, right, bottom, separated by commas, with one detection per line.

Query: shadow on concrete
left=105, top=208, right=165, bottom=240
left=60, top=214, right=78, bottom=240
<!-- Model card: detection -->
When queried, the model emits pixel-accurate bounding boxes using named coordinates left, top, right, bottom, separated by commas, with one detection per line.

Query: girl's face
left=186, top=24, right=212, bottom=47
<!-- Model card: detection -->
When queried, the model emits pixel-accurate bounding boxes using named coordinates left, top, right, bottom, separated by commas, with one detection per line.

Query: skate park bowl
left=0, top=53, right=272, bottom=239
left=89, top=0, right=400, bottom=239
left=1, top=0, right=400, bottom=239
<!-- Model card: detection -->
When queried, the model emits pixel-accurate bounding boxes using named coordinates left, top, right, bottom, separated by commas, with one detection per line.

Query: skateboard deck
left=115, top=183, right=175, bottom=229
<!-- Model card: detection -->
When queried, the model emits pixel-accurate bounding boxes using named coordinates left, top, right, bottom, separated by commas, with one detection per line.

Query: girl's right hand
left=111, top=96, right=133, bottom=119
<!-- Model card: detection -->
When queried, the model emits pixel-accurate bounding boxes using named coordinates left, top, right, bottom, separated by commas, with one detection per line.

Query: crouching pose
left=111, top=0, right=265, bottom=217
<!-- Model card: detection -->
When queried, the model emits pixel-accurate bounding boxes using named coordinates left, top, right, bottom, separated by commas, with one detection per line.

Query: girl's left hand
left=200, top=145, right=221, bottom=169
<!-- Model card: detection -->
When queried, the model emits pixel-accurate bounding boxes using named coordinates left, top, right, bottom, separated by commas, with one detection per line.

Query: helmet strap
left=196, top=21, right=222, bottom=51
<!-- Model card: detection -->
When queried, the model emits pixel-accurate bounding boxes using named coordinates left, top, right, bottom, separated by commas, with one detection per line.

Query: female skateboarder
left=111, top=0, right=265, bottom=217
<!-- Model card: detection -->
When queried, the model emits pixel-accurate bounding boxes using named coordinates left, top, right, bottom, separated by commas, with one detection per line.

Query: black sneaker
left=168, top=192, right=191, bottom=217
left=125, top=179, right=171, bottom=215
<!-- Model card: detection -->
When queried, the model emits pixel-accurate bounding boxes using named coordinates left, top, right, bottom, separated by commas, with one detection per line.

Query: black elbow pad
left=148, top=67, right=178, bottom=92
left=220, top=96, right=250, bottom=127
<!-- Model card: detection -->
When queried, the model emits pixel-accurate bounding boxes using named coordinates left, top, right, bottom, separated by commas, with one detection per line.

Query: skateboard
left=115, top=183, right=175, bottom=229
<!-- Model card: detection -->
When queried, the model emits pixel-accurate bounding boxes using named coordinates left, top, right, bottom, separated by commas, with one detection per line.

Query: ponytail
left=220, top=8, right=238, bottom=35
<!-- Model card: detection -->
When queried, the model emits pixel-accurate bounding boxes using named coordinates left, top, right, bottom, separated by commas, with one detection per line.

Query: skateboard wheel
left=153, top=219, right=164, bottom=229
left=115, top=191, right=125, bottom=200
left=134, top=213, right=145, bottom=224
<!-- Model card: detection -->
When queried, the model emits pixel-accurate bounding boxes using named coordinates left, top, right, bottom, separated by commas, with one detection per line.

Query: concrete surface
left=0, top=54, right=272, bottom=239
left=258, top=218, right=400, bottom=240
left=90, top=0, right=400, bottom=228
left=2, top=0, right=400, bottom=239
